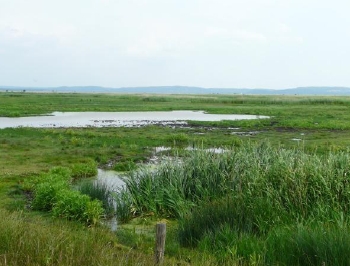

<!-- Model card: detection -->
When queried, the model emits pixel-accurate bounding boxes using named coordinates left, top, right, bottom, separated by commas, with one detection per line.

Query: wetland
left=2, top=92, right=350, bottom=265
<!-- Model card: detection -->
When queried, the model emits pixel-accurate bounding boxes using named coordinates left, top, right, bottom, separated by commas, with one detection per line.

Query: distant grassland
left=1, top=92, right=350, bottom=176
left=1, top=92, right=350, bottom=130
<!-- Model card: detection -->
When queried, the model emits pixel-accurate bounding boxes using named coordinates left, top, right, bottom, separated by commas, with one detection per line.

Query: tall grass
left=179, top=143, right=350, bottom=241
left=265, top=223, right=350, bottom=266
left=115, top=150, right=235, bottom=220
left=117, top=143, right=350, bottom=223
left=115, top=142, right=350, bottom=264
left=78, top=181, right=116, bottom=216
left=0, top=208, right=157, bottom=266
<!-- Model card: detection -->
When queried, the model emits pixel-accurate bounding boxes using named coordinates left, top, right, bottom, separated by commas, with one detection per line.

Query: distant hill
left=2, top=86, right=350, bottom=95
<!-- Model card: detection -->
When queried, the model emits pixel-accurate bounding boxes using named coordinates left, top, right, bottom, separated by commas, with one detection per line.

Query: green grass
left=265, top=223, right=350, bottom=266
left=0, top=208, right=157, bottom=266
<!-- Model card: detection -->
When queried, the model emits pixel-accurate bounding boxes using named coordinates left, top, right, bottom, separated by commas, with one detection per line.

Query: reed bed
left=115, top=142, right=350, bottom=264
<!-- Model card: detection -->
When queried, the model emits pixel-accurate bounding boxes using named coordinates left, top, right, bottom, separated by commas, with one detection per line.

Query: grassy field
left=1, top=92, right=350, bottom=265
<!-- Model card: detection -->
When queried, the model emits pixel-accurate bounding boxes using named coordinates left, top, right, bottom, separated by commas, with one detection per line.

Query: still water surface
left=0, top=111, right=269, bottom=128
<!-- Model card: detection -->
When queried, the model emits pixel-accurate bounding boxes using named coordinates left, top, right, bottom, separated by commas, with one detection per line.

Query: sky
left=0, top=0, right=349, bottom=89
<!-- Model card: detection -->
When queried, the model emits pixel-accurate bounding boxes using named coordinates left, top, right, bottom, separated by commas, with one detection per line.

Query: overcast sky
left=0, top=0, right=349, bottom=89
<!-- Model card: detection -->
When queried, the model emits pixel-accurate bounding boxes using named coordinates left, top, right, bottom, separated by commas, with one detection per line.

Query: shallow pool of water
left=0, top=111, right=269, bottom=128
left=94, top=169, right=125, bottom=191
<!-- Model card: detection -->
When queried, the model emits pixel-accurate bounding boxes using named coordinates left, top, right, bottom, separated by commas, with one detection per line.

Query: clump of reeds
left=114, top=150, right=235, bottom=220
left=78, top=181, right=116, bottom=216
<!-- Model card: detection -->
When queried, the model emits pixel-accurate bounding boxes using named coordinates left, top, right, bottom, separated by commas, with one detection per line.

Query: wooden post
left=155, top=223, right=166, bottom=265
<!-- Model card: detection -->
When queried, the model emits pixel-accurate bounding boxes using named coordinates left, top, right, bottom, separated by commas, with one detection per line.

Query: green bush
left=30, top=166, right=104, bottom=225
left=52, top=190, right=103, bottom=225
left=32, top=181, right=69, bottom=211
left=23, top=166, right=72, bottom=192
left=31, top=167, right=72, bottom=211
left=48, top=166, right=72, bottom=180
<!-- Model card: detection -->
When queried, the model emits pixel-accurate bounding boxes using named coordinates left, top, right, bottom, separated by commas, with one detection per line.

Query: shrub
left=48, top=166, right=72, bottom=181
left=52, top=190, right=104, bottom=225
left=30, top=166, right=104, bottom=225
left=32, top=181, right=69, bottom=211
left=31, top=167, right=72, bottom=211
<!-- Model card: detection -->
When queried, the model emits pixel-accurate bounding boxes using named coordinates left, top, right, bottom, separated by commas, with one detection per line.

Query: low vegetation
left=0, top=208, right=158, bottom=266
left=28, top=166, right=104, bottom=225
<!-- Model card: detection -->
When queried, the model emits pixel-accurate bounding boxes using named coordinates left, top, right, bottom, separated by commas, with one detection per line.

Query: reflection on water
left=93, top=169, right=125, bottom=231
left=0, top=110, right=269, bottom=129
left=95, top=169, right=125, bottom=191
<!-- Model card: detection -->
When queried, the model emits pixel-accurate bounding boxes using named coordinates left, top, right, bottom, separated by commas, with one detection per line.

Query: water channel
left=91, top=169, right=125, bottom=231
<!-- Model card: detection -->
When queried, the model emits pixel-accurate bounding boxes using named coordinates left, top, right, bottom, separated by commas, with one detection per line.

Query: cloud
left=276, top=23, right=291, bottom=33
left=204, top=26, right=267, bottom=44
left=273, top=23, right=304, bottom=44
left=0, top=23, right=76, bottom=48
left=123, top=21, right=191, bottom=57
left=0, top=26, right=58, bottom=52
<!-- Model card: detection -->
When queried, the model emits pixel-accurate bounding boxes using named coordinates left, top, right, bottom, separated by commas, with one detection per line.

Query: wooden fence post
left=155, top=223, right=166, bottom=264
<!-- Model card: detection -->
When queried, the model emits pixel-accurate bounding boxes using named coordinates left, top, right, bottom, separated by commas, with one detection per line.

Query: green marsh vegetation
left=117, top=144, right=350, bottom=265
left=2, top=92, right=350, bottom=264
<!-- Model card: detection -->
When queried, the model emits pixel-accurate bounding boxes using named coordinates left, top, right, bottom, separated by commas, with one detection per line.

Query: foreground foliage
left=116, top=142, right=350, bottom=265
left=30, top=167, right=104, bottom=225
left=0, top=208, right=158, bottom=266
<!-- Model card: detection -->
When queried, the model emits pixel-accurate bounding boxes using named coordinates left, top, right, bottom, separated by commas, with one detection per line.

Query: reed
left=78, top=181, right=115, bottom=216
left=114, top=141, right=350, bottom=263
left=179, top=143, right=350, bottom=242
left=265, top=223, right=350, bottom=265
